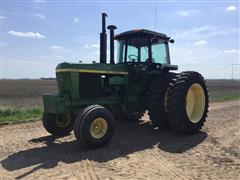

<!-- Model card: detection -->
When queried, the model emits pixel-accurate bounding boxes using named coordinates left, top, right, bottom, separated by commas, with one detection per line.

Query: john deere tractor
left=42, top=13, right=209, bottom=148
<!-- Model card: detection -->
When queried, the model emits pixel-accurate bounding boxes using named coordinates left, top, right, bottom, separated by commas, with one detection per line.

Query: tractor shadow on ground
left=1, top=120, right=207, bottom=179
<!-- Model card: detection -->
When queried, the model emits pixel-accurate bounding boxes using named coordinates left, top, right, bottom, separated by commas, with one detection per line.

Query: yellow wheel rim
left=55, top=114, right=71, bottom=128
left=90, top=118, right=108, bottom=139
left=186, top=83, right=205, bottom=123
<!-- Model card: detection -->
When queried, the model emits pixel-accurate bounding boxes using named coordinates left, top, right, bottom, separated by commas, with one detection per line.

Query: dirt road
left=1, top=100, right=240, bottom=179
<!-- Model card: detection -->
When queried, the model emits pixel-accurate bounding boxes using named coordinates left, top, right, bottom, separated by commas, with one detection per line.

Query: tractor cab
left=115, top=29, right=173, bottom=64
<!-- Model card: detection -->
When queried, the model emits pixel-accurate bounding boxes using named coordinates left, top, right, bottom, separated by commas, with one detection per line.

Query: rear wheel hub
left=186, top=83, right=205, bottom=123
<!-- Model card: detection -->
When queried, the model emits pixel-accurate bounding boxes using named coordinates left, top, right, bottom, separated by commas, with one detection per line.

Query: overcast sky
left=1, top=0, right=239, bottom=79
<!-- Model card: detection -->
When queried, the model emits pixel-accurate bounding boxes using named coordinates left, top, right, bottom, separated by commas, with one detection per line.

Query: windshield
left=117, top=37, right=149, bottom=63
left=116, top=37, right=169, bottom=64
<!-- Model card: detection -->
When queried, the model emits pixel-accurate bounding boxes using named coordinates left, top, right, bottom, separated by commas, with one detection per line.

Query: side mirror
left=169, top=39, right=175, bottom=43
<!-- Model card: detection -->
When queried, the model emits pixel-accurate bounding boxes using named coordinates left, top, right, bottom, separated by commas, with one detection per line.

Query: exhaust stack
left=100, top=13, right=108, bottom=64
left=107, top=25, right=117, bottom=64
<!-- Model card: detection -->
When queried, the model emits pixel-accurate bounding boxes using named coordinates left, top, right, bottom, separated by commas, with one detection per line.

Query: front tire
left=74, top=105, right=114, bottom=148
left=166, top=71, right=209, bottom=134
left=42, top=112, right=74, bottom=136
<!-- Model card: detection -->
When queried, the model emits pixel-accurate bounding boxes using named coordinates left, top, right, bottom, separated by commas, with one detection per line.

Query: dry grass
left=0, top=79, right=57, bottom=108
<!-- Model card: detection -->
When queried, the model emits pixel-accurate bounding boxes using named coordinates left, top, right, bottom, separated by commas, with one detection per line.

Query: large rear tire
left=42, top=112, right=74, bottom=136
left=74, top=105, right=114, bottom=148
left=166, top=71, right=209, bottom=134
left=147, top=72, right=177, bottom=129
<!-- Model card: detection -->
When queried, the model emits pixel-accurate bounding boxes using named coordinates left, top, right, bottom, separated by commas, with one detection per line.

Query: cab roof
left=114, top=29, right=170, bottom=40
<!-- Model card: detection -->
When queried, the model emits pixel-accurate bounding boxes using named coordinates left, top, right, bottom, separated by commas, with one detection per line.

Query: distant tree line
left=40, top=77, right=56, bottom=80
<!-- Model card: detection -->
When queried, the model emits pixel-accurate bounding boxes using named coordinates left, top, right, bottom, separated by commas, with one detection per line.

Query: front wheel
left=42, top=112, right=74, bottom=136
left=74, top=105, right=114, bottom=148
left=166, top=71, right=209, bottom=134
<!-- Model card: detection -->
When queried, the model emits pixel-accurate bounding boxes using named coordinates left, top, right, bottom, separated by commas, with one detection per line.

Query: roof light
left=133, top=29, right=141, bottom=32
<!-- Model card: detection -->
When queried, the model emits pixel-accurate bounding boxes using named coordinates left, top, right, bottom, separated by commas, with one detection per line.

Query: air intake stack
left=99, top=13, right=108, bottom=64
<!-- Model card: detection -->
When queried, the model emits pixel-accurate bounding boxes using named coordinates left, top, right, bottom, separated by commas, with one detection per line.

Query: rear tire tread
left=166, top=71, right=209, bottom=134
left=147, top=72, right=177, bottom=128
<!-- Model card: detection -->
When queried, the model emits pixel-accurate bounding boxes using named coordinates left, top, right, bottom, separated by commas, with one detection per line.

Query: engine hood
left=56, top=62, right=129, bottom=75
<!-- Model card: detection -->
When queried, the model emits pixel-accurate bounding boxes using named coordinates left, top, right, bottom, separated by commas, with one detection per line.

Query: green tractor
left=42, top=13, right=209, bottom=148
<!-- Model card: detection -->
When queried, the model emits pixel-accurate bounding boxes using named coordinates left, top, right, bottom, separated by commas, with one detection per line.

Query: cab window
left=116, top=37, right=169, bottom=64
left=126, top=45, right=138, bottom=62
left=152, top=42, right=168, bottom=64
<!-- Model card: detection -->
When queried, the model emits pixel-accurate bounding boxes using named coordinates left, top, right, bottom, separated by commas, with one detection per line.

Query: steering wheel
left=128, top=55, right=138, bottom=62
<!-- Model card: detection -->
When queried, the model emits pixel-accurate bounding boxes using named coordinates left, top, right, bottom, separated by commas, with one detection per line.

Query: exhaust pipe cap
left=107, top=25, right=117, bottom=30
